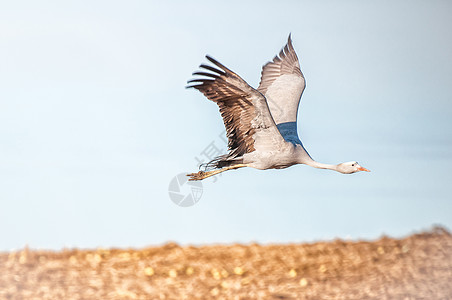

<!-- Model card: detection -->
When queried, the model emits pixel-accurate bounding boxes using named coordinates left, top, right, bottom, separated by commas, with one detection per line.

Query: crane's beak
left=357, top=166, right=370, bottom=172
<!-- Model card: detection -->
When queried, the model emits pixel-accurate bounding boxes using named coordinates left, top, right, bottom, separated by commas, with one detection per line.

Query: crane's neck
left=292, top=142, right=339, bottom=172
left=304, top=159, right=338, bottom=172
left=280, top=124, right=339, bottom=172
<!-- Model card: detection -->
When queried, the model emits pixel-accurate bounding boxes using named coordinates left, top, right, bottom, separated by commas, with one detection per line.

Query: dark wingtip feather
left=287, top=33, right=295, bottom=51
left=185, top=83, right=204, bottom=89
left=205, top=55, right=233, bottom=73
left=186, top=78, right=214, bottom=85
left=192, top=71, right=219, bottom=78
left=205, top=55, right=217, bottom=64
left=199, top=64, right=224, bottom=75
left=205, top=55, right=222, bottom=67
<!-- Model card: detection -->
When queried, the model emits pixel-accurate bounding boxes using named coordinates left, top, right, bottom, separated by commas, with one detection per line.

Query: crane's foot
left=187, top=164, right=248, bottom=181
left=187, top=171, right=208, bottom=181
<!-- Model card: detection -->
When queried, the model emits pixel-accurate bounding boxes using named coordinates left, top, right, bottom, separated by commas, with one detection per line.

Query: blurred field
left=1, top=227, right=451, bottom=300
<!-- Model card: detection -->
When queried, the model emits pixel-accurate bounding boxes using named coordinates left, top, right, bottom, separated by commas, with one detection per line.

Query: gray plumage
left=187, top=35, right=370, bottom=181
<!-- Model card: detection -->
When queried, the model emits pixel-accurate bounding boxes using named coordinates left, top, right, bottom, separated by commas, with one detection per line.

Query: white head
left=336, top=161, right=370, bottom=174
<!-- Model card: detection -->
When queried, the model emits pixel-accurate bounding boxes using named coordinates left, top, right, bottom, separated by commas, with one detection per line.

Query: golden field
left=1, top=227, right=451, bottom=299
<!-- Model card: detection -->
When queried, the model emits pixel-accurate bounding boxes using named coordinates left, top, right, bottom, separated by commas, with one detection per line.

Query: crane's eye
left=352, top=164, right=355, bottom=166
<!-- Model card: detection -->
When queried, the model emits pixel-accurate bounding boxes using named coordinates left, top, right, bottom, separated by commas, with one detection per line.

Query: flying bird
left=187, top=35, right=369, bottom=181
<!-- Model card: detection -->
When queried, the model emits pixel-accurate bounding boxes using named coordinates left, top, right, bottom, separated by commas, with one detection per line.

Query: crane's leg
left=187, top=164, right=248, bottom=181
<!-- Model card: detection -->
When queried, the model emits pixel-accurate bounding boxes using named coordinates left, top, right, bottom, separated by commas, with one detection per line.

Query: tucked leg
left=187, top=164, right=248, bottom=181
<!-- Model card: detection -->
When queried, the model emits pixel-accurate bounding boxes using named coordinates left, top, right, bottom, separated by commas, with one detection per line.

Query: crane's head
left=337, top=161, right=370, bottom=174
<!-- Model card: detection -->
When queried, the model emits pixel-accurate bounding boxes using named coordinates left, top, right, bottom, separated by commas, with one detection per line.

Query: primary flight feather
left=187, top=35, right=369, bottom=181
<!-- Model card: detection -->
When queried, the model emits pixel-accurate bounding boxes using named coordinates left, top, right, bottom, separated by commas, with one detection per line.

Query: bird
left=186, top=34, right=369, bottom=181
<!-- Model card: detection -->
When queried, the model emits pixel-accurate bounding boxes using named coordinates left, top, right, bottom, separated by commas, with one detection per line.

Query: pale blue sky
left=0, top=1, right=451, bottom=250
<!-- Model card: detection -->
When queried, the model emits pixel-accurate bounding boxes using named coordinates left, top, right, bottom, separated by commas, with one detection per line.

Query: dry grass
left=1, top=227, right=451, bottom=299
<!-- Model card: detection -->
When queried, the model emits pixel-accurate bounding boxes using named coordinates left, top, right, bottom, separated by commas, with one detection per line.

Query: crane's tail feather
left=188, top=153, right=246, bottom=181
left=200, top=155, right=244, bottom=171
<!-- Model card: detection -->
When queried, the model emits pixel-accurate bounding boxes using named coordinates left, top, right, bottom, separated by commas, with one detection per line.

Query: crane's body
left=187, top=35, right=369, bottom=181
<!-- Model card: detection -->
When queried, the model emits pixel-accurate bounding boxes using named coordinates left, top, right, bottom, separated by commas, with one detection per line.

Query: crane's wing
left=187, top=56, right=286, bottom=168
left=258, top=35, right=306, bottom=143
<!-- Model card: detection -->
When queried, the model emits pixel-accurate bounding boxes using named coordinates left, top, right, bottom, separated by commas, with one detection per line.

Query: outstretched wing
left=258, top=34, right=306, bottom=126
left=187, top=56, right=286, bottom=161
